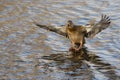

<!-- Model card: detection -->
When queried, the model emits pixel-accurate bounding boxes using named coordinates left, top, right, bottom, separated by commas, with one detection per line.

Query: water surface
left=0, top=0, right=120, bottom=80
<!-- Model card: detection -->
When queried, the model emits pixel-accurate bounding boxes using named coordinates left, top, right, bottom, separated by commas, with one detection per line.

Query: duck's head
left=66, top=20, right=74, bottom=28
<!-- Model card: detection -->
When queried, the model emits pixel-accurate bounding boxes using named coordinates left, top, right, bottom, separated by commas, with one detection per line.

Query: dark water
left=0, top=0, right=120, bottom=80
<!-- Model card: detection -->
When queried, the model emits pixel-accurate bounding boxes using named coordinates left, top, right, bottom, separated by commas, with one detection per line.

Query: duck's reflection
left=40, top=48, right=119, bottom=79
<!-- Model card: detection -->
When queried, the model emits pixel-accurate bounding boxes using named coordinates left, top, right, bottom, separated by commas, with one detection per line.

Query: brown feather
left=66, top=20, right=86, bottom=51
left=86, top=14, right=111, bottom=38
left=65, top=14, right=111, bottom=51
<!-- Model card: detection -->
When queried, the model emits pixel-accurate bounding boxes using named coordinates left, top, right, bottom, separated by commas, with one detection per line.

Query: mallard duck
left=66, top=15, right=111, bottom=51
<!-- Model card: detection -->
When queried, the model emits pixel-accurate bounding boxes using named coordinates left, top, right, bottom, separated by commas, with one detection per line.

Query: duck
left=65, top=15, right=111, bottom=51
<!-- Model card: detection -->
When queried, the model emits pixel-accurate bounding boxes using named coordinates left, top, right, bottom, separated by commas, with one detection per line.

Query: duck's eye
left=67, top=24, right=71, bottom=27
left=66, top=20, right=73, bottom=28
left=67, top=24, right=70, bottom=26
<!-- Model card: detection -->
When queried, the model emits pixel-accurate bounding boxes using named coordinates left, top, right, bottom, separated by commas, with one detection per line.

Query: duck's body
left=66, top=24, right=86, bottom=50
left=65, top=15, right=111, bottom=51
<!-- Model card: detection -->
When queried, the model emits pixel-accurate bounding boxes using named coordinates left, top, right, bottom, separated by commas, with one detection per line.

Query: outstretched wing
left=86, top=14, right=111, bottom=38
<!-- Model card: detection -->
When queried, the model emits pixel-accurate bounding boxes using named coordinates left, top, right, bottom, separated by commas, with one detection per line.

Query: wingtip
left=86, top=14, right=111, bottom=38
left=101, top=14, right=110, bottom=19
left=101, top=14, right=111, bottom=24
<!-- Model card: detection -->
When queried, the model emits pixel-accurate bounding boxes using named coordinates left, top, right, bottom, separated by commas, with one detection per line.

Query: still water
left=0, top=0, right=120, bottom=80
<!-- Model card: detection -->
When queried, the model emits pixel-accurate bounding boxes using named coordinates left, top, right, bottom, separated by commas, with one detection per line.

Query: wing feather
left=86, top=14, right=111, bottom=38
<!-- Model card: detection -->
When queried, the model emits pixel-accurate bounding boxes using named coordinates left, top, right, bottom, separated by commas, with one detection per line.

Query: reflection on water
left=0, top=0, right=120, bottom=80
left=41, top=48, right=119, bottom=80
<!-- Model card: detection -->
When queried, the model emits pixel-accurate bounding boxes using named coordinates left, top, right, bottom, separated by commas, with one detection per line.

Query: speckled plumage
left=65, top=15, right=111, bottom=51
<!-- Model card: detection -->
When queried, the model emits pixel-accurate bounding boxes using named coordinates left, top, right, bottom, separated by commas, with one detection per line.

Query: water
left=0, top=0, right=120, bottom=80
